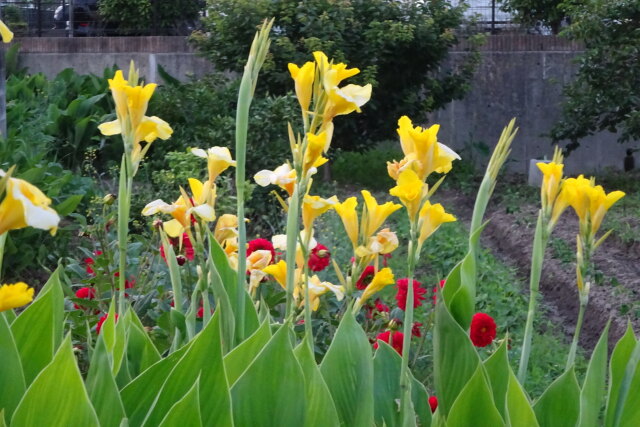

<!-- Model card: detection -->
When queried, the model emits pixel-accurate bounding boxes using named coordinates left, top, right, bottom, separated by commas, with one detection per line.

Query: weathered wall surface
left=14, top=37, right=213, bottom=83
left=12, top=35, right=634, bottom=173
left=431, top=35, right=630, bottom=174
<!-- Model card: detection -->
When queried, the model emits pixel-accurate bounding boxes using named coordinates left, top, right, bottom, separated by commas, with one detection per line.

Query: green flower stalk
left=234, top=19, right=273, bottom=341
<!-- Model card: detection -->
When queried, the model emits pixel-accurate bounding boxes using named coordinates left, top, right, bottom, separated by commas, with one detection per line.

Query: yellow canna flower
left=588, top=185, right=625, bottom=236
left=288, top=61, right=315, bottom=112
left=361, top=191, right=402, bottom=238
left=0, top=20, right=14, bottom=44
left=358, top=267, right=395, bottom=307
left=537, top=161, right=564, bottom=213
left=302, top=195, right=338, bottom=232
left=247, top=250, right=273, bottom=293
left=387, top=157, right=415, bottom=181
left=395, top=116, right=460, bottom=181
left=303, top=132, right=329, bottom=174
left=142, top=179, right=215, bottom=237
left=0, top=173, right=60, bottom=236
left=355, top=228, right=399, bottom=257
left=334, top=197, right=359, bottom=248
left=124, top=82, right=157, bottom=131
left=302, top=275, right=344, bottom=311
left=263, top=260, right=288, bottom=290
left=191, top=146, right=237, bottom=183
left=389, top=169, right=425, bottom=219
left=313, top=51, right=360, bottom=84
left=0, top=282, right=34, bottom=312
left=214, top=214, right=238, bottom=243
left=254, top=163, right=297, bottom=196
left=223, top=237, right=239, bottom=270
left=417, top=201, right=456, bottom=246
left=562, top=175, right=594, bottom=226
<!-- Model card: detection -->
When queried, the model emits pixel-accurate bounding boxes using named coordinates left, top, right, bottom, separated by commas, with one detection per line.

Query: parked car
left=53, top=0, right=99, bottom=36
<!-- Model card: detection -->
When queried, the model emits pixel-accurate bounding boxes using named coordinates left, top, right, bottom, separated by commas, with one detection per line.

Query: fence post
left=69, top=0, right=74, bottom=37
left=491, top=0, right=496, bottom=34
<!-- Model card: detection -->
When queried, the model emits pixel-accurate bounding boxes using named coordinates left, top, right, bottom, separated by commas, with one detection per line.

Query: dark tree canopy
left=192, top=0, right=482, bottom=149
left=551, top=0, right=640, bottom=151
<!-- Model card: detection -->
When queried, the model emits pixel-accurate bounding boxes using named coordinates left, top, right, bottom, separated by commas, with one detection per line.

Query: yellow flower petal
left=359, top=268, right=395, bottom=306
left=0, top=20, right=14, bottom=44
left=418, top=201, right=456, bottom=245
left=288, top=61, right=315, bottom=112
left=334, top=197, right=359, bottom=248
left=0, top=175, right=60, bottom=235
left=163, top=219, right=184, bottom=238
left=389, top=169, right=424, bottom=219
left=98, top=119, right=122, bottom=136
left=0, top=282, right=34, bottom=312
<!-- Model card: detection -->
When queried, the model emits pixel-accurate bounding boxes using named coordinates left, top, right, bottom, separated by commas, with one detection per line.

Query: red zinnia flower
left=84, top=250, right=103, bottom=276
left=246, top=238, right=276, bottom=261
left=73, top=287, right=96, bottom=310
left=356, top=265, right=376, bottom=290
left=428, top=396, right=438, bottom=413
left=375, top=298, right=390, bottom=313
left=96, top=313, right=119, bottom=334
left=113, top=272, right=135, bottom=289
left=469, top=312, right=497, bottom=347
left=432, top=279, right=446, bottom=305
left=395, top=278, right=427, bottom=311
left=308, top=244, right=330, bottom=272
left=373, top=330, right=405, bottom=355
left=196, top=307, right=204, bottom=319
left=412, top=322, right=422, bottom=338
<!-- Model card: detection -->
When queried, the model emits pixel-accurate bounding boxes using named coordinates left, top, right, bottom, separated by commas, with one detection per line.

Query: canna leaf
left=86, top=334, right=126, bottom=427
left=123, top=309, right=161, bottom=378
left=294, top=336, right=341, bottom=427
left=320, top=309, right=374, bottom=426
left=0, top=314, right=25, bottom=424
left=579, top=322, right=609, bottom=427
left=604, top=323, right=637, bottom=427
left=231, top=322, right=305, bottom=426
left=11, top=335, right=99, bottom=426
left=533, top=366, right=580, bottom=427
left=158, top=378, right=202, bottom=427
left=505, top=367, right=539, bottom=426
left=224, top=318, right=271, bottom=386
left=11, top=268, right=64, bottom=385
left=447, top=364, right=505, bottom=426
left=433, top=299, right=481, bottom=417
left=484, top=339, right=510, bottom=420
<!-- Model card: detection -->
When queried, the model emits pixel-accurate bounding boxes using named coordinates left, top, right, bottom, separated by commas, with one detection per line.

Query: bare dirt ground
left=439, top=186, right=640, bottom=351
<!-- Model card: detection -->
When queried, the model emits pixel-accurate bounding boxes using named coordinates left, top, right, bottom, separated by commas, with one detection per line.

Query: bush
left=99, top=0, right=204, bottom=35
left=192, top=0, right=483, bottom=150
left=330, top=145, right=402, bottom=191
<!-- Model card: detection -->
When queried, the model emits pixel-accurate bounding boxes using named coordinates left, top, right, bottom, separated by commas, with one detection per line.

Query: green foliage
left=330, top=145, right=402, bottom=190
left=98, top=0, right=204, bottom=35
left=193, top=0, right=482, bottom=149
left=498, top=0, right=575, bottom=33
left=551, top=0, right=640, bottom=151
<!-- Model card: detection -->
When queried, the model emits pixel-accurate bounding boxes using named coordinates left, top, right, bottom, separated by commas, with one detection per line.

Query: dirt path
left=438, top=187, right=639, bottom=351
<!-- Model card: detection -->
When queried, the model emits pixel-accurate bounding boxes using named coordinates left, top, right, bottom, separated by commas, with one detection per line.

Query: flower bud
left=153, top=219, right=163, bottom=229
left=316, top=249, right=329, bottom=258
left=176, top=255, right=187, bottom=266
left=103, top=193, right=117, bottom=205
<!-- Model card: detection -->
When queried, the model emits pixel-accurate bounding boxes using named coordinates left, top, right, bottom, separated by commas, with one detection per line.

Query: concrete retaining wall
left=431, top=35, right=629, bottom=174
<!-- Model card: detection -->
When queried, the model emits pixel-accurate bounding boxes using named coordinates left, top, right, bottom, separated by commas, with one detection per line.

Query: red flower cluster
left=469, top=312, right=497, bottom=347
left=246, top=238, right=276, bottom=260
left=356, top=265, right=376, bottom=290
left=73, top=287, right=96, bottom=310
left=96, top=313, right=119, bottom=334
left=113, top=272, right=135, bottom=290
left=308, top=244, right=330, bottom=272
left=373, top=330, right=405, bottom=355
left=395, top=278, right=427, bottom=311
left=411, top=322, right=423, bottom=338
left=160, top=233, right=195, bottom=266
left=84, top=250, right=103, bottom=275
left=375, top=299, right=389, bottom=313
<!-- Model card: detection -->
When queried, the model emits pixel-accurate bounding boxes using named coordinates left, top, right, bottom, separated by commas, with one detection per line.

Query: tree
left=550, top=0, right=640, bottom=151
left=192, top=0, right=483, bottom=149
left=498, top=0, right=572, bottom=33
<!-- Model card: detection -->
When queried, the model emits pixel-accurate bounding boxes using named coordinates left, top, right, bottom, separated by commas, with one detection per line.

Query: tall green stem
left=284, top=186, right=301, bottom=320
left=117, top=154, right=133, bottom=314
left=518, top=211, right=548, bottom=384
left=0, top=231, right=7, bottom=280
left=566, top=296, right=587, bottom=370
left=399, top=225, right=419, bottom=425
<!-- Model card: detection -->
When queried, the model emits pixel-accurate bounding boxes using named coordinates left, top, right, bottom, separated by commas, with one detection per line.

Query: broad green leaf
left=86, top=336, right=126, bottom=427
left=224, top=318, right=271, bottom=386
left=533, top=367, right=580, bottom=427
left=209, top=236, right=259, bottom=342
left=294, top=336, right=340, bottom=427
left=433, top=300, right=480, bottom=417
left=158, top=378, right=202, bottom=427
left=142, top=311, right=231, bottom=427
left=373, top=341, right=431, bottom=427
left=101, top=300, right=127, bottom=376
left=447, top=364, right=505, bottom=426
left=484, top=339, right=510, bottom=420
left=320, top=309, right=374, bottom=426
left=55, top=194, right=83, bottom=216
left=123, top=314, right=161, bottom=378
left=506, top=365, right=538, bottom=426
left=11, top=335, right=99, bottom=426
left=207, top=244, right=235, bottom=353
left=0, top=410, right=5, bottom=427
left=11, top=268, right=64, bottom=384
left=0, top=314, right=25, bottom=423
left=231, top=323, right=305, bottom=426
left=120, top=343, right=192, bottom=426
left=579, top=322, right=609, bottom=427
left=604, top=324, right=636, bottom=427
left=612, top=335, right=640, bottom=426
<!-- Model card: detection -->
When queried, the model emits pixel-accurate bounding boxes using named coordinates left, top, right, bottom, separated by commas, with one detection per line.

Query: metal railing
left=463, top=0, right=520, bottom=34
